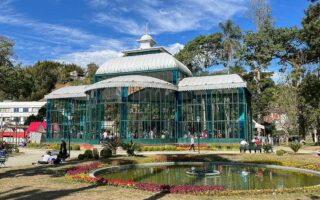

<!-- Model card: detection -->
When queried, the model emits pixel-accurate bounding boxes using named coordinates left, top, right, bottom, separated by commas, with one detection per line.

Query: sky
left=0, top=0, right=312, bottom=72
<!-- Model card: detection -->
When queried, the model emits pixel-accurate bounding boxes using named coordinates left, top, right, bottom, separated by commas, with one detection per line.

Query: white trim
left=44, top=85, right=87, bottom=100
left=178, top=74, right=247, bottom=91
left=84, top=75, right=177, bottom=92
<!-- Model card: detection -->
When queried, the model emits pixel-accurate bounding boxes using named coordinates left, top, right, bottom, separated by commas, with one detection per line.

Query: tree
left=24, top=105, right=47, bottom=125
left=218, top=19, right=242, bottom=74
left=270, top=84, right=299, bottom=141
left=273, top=27, right=307, bottom=86
left=298, top=74, right=320, bottom=142
left=175, top=33, right=222, bottom=73
left=247, top=0, right=273, bottom=31
left=301, top=2, right=320, bottom=63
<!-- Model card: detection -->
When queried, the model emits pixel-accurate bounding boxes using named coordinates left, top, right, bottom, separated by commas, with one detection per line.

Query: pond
left=98, top=163, right=320, bottom=190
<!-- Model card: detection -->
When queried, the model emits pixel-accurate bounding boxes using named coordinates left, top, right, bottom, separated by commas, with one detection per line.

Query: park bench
left=0, top=150, right=6, bottom=167
left=239, top=143, right=262, bottom=153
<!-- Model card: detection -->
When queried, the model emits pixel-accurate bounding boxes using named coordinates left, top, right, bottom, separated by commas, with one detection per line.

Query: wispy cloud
left=89, top=0, right=247, bottom=35
left=56, top=49, right=121, bottom=67
left=166, top=43, right=184, bottom=55
left=0, top=0, right=128, bottom=67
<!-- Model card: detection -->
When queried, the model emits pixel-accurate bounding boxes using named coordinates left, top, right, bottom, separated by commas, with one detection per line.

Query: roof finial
left=145, top=23, right=149, bottom=35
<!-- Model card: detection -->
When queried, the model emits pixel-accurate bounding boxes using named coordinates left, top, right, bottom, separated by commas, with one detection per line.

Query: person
left=202, top=130, right=207, bottom=139
left=103, top=130, right=108, bottom=141
left=38, top=151, right=53, bottom=164
left=240, top=139, right=248, bottom=146
left=59, top=139, right=68, bottom=160
left=149, top=129, right=154, bottom=139
left=189, top=135, right=195, bottom=152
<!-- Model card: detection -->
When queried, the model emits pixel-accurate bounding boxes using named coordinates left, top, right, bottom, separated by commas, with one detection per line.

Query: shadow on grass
left=0, top=184, right=99, bottom=200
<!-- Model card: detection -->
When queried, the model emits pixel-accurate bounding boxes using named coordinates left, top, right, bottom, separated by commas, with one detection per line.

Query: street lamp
left=196, top=116, right=200, bottom=154
left=67, top=113, right=73, bottom=158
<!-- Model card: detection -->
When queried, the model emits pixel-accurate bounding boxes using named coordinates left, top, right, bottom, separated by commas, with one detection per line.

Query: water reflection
left=100, top=164, right=320, bottom=190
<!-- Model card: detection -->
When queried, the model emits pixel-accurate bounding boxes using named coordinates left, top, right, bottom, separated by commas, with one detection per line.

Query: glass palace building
left=45, top=35, right=252, bottom=144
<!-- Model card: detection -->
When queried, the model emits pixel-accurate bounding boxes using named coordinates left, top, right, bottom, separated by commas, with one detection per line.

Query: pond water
left=99, top=163, right=320, bottom=190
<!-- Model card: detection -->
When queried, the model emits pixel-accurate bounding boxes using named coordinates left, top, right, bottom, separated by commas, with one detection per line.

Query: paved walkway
left=3, top=148, right=84, bottom=167
left=2, top=146, right=316, bottom=168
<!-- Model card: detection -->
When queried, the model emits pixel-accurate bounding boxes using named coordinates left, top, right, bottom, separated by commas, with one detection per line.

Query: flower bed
left=65, top=162, right=225, bottom=194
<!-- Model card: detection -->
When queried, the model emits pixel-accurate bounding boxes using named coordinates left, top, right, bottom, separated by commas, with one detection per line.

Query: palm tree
left=219, top=20, right=242, bottom=74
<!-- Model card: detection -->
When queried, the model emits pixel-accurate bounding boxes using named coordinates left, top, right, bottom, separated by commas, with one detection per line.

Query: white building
left=0, top=101, right=46, bottom=127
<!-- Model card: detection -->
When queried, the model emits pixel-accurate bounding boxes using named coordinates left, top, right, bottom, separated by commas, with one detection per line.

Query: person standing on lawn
left=189, top=135, right=195, bottom=152
left=59, top=139, right=68, bottom=160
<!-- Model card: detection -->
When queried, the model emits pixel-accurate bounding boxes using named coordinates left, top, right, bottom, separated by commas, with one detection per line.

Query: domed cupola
left=137, top=34, right=156, bottom=49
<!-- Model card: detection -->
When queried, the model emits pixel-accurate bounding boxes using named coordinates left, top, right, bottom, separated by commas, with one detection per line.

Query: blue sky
left=0, top=0, right=311, bottom=71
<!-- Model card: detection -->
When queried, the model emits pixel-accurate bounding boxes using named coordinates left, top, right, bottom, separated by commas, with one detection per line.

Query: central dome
left=139, top=34, right=152, bottom=41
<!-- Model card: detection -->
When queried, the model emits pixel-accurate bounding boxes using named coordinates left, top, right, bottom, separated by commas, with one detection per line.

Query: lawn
left=1, top=153, right=320, bottom=200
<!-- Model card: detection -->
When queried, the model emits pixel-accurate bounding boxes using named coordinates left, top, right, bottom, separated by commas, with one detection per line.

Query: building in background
left=0, top=101, right=46, bottom=128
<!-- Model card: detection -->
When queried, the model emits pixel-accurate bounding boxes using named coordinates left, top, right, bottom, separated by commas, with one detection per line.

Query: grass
left=1, top=152, right=320, bottom=199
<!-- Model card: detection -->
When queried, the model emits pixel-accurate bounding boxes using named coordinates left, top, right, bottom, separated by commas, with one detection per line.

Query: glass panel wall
left=86, top=87, right=176, bottom=141
left=178, top=88, right=251, bottom=140
left=46, top=98, right=86, bottom=140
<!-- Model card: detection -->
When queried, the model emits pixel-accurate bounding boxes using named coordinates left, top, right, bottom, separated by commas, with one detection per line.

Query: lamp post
left=67, top=113, right=73, bottom=158
left=196, top=116, right=200, bottom=154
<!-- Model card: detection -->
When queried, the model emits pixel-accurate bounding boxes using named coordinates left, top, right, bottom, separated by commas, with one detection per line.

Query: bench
left=239, top=143, right=262, bottom=153
left=0, top=156, right=6, bottom=166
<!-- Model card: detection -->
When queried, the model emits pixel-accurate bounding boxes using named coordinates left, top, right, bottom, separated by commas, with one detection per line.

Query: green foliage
left=100, top=148, right=112, bottom=158
left=175, top=33, right=222, bottom=73
left=78, top=154, right=85, bottom=160
left=122, top=142, right=141, bottom=156
left=24, top=105, right=47, bottom=125
left=218, top=19, right=242, bottom=73
left=103, top=138, right=122, bottom=155
left=262, top=144, right=273, bottom=153
left=276, top=149, right=286, bottom=156
left=301, top=2, right=320, bottom=62
left=71, top=144, right=80, bottom=151
left=92, top=148, right=99, bottom=159
left=290, top=143, right=302, bottom=153
left=83, top=149, right=93, bottom=159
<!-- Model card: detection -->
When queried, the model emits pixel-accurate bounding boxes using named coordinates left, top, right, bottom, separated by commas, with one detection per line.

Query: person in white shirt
left=189, top=135, right=195, bottom=152
left=38, top=151, right=53, bottom=164
left=149, top=130, right=154, bottom=139
left=240, top=139, right=248, bottom=146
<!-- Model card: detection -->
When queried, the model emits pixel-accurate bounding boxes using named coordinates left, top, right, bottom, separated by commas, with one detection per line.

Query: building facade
left=45, top=35, right=252, bottom=144
left=0, top=101, right=46, bottom=128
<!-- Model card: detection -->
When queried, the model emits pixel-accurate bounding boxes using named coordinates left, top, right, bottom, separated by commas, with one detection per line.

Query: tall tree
left=175, top=33, right=222, bottom=73
left=301, top=2, right=320, bottom=64
left=218, top=20, right=242, bottom=74
left=243, top=0, right=274, bottom=122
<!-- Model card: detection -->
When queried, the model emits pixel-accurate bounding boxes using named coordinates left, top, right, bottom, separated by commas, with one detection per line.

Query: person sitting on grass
left=38, top=151, right=53, bottom=164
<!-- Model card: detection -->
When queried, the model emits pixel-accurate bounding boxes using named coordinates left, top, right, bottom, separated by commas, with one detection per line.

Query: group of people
left=240, top=134, right=274, bottom=146
left=101, top=130, right=118, bottom=143
left=36, top=139, right=68, bottom=165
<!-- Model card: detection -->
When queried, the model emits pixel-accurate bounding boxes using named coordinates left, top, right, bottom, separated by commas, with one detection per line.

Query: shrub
left=276, top=149, right=286, bottom=156
left=78, top=154, right=85, bottom=160
left=262, top=144, right=273, bottom=153
left=160, top=146, right=166, bottom=151
left=103, top=138, right=122, bottom=155
left=290, top=143, right=302, bottom=153
left=100, top=148, right=112, bottom=158
left=122, top=142, right=141, bottom=156
left=27, top=143, right=40, bottom=148
left=14, top=148, right=19, bottom=153
left=49, top=143, right=60, bottom=150
left=142, top=146, right=149, bottom=151
left=92, top=148, right=99, bottom=159
left=71, top=144, right=81, bottom=150
left=84, top=149, right=93, bottom=159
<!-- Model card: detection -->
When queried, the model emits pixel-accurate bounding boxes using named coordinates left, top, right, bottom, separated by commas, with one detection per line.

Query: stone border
left=89, top=161, right=320, bottom=188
